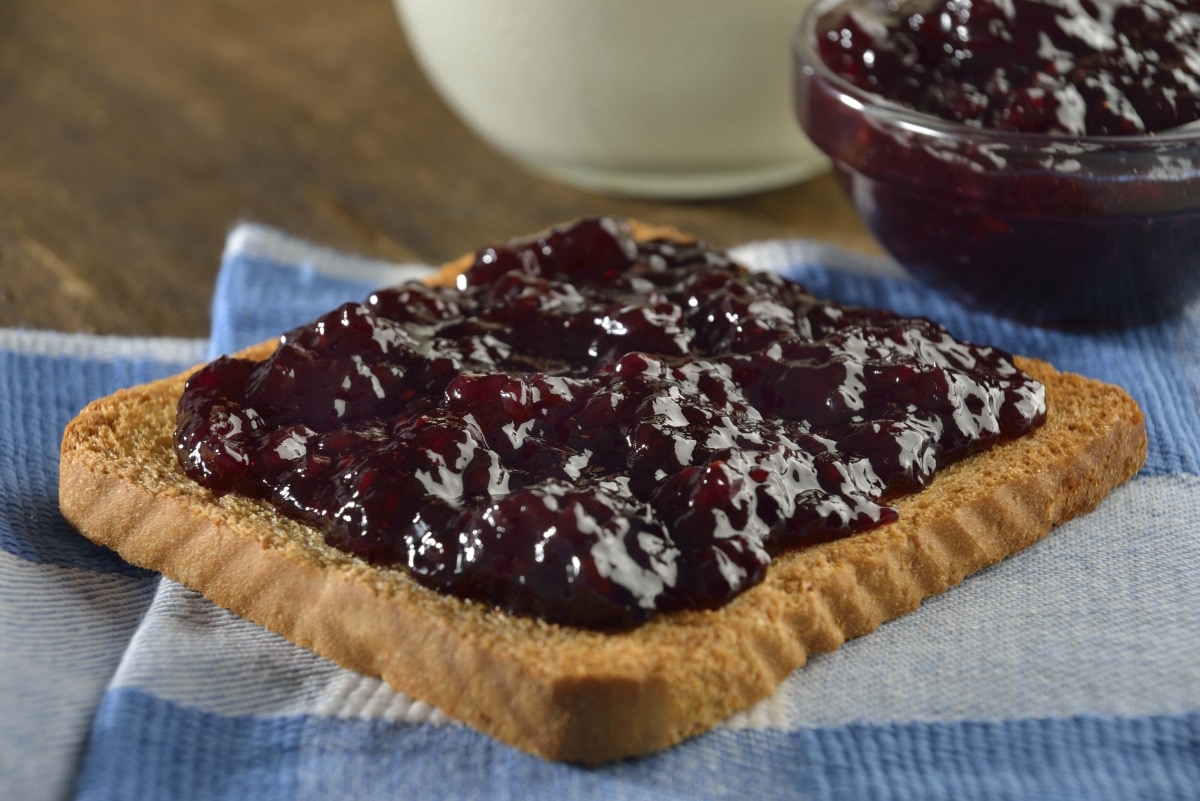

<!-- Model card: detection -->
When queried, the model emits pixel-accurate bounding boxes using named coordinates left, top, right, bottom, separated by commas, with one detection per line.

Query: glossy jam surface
left=795, top=1, right=1200, bottom=326
left=175, top=218, right=1046, bottom=629
left=817, top=0, right=1200, bottom=135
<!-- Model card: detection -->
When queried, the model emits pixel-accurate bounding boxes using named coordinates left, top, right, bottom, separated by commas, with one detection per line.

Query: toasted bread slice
left=59, top=223, right=1147, bottom=763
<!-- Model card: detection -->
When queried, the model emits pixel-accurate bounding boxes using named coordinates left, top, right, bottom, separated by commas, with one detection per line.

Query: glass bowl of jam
left=793, top=0, right=1200, bottom=327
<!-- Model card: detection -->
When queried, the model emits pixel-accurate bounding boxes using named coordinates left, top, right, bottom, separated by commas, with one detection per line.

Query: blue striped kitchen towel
left=3, top=224, right=1198, bottom=801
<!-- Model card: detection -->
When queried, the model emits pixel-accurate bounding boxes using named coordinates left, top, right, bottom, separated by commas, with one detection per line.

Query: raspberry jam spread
left=175, top=218, right=1046, bottom=629
left=815, top=0, right=1200, bottom=136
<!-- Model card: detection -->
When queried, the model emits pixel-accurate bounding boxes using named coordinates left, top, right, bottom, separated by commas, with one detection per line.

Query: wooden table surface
left=1, top=0, right=879, bottom=339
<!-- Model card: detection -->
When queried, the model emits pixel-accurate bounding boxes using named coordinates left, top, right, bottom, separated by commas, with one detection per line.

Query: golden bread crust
left=58, top=221, right=1147, bottom=763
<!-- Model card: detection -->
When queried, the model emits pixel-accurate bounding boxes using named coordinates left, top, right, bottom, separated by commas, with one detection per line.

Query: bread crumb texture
left=59, top=243, right=1146, bottom=763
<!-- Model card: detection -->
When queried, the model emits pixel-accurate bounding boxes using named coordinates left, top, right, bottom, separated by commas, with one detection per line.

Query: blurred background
left=0, top=0, right=877, bottom=338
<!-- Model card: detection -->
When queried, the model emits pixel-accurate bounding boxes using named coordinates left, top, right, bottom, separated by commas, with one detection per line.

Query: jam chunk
left=175, top=218, right=1045, bottom=629
left=817, top=0, right=1200, bottom=135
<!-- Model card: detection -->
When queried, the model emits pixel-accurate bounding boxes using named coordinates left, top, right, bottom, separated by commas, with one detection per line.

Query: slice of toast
left=58, top=222, right=1147, bottom=763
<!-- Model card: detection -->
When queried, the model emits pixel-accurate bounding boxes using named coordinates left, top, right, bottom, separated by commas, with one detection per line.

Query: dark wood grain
left=0, top=0, right=878, bottom=338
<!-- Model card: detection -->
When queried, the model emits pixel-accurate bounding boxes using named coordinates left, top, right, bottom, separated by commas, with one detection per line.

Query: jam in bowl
left=793, top=0, right=1200, bottom=327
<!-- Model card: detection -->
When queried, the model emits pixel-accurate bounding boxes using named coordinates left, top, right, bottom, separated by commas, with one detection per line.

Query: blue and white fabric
left=2, top=224, right=1197, bottom=800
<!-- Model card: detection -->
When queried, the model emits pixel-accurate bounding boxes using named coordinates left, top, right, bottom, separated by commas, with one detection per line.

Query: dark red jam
left=175, top=218, right=1046, bottom=629
left=816, top=0, right=1200, bottom=135
left=795, top=0, right=1200, bottom=326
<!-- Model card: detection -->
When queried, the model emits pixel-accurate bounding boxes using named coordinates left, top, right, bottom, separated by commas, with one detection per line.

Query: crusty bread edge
left=58, top=222, right=1148, bottom=764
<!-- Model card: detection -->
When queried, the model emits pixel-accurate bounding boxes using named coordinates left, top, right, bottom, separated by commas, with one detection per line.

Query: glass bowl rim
left=793, top=0, right=1200, bottom=153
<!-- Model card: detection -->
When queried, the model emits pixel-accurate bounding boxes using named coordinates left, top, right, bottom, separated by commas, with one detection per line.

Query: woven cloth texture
left=3, top=224, right=1197, bottom=801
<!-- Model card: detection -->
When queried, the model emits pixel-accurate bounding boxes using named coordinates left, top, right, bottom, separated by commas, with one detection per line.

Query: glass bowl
left=792, top=0, right=1200, bottom=327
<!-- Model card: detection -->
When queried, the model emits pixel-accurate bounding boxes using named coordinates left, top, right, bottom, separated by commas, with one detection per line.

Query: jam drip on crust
left=175, top=218, right=1046, bottom=629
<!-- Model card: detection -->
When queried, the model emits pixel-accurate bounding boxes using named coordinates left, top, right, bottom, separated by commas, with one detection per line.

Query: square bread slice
left=59, top=223, right=1147, bottom=763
